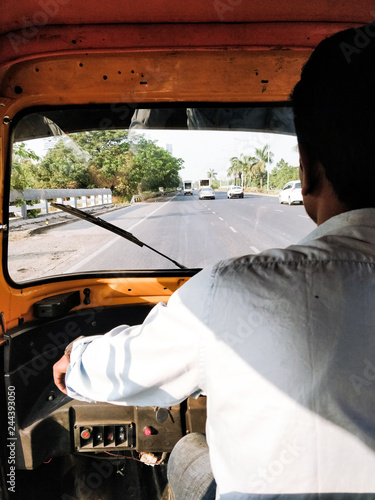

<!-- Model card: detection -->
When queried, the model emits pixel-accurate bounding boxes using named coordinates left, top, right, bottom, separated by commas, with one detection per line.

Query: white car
left=199, top=187, right=215, bottom=200
left=227, top=186, right=244, bottom=198
left=279, top=180, right=303, bottom=205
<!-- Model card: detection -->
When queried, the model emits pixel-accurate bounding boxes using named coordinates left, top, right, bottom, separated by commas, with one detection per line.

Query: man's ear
left=298, top=144, right=322, bottom=197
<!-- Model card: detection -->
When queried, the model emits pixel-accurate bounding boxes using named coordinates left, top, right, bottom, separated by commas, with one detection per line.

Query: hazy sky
left=133, top=129, right=299, bottom=182
left=25, top=128, right=299, bottom=184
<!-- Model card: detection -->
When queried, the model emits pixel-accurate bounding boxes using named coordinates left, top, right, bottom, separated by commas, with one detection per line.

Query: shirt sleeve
left=65, top=266, right=216, bottom=407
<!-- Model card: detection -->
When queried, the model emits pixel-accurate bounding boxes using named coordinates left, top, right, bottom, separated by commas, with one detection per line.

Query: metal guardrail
left=130, top=194, right=143, bottom=203
left=9, top=188, right=112, bottom=219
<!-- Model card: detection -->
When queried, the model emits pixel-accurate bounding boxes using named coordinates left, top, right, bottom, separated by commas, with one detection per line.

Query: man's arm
left=53, top=266, right=215, bottom=406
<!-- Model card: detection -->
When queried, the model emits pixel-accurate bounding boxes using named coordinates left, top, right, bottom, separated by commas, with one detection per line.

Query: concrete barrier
left=9, top=188, right=112, bottom=219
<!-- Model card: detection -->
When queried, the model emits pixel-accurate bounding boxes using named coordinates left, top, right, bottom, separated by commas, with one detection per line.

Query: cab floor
left=13, top=455, right=170, bottom=500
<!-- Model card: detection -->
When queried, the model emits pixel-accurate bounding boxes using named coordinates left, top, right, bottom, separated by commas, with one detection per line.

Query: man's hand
left=53, top=354, right=70, bottom=394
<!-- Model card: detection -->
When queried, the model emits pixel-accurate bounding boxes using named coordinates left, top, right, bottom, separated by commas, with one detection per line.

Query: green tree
left=269, top=159, right=299, bottom=189
left=241, top=155, right=257, bottom=187
left=130, top=136, right=183, bottom=192
left=207, top=168, right=217, bottom=180
left=228, top=154, right=257, bottom=187
left=11, top=142, right=40, bottom=191
left=228, top=156, right=244, bottom=185
left=251, top=145, right=274, bottom=190
left=73, top=130, right=132, bottom=191
left=33, top=130, right=184, bottom=200
left=74, top=130, right=183, bottom=198
left=35, top=138, right=91, bottom=189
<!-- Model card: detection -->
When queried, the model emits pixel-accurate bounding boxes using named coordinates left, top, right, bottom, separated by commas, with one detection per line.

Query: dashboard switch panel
left=71, top=402, right=184, bottom=455
left=75, top=423, right=136, bottom=451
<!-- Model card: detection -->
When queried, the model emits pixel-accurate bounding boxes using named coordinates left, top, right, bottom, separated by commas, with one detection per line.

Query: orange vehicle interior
left=0, top=1, right=373, bottom=499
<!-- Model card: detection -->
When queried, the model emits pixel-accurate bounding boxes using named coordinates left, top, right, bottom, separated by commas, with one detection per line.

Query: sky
left=24, top=128, right=299, bottom=185
left=131, top=129, right=299, bottom=183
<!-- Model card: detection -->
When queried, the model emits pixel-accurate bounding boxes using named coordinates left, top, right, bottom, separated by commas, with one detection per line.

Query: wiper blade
left=50, top=203, right=187, bottom=270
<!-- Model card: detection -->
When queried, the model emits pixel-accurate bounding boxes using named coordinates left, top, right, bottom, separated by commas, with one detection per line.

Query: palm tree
left=228, top=156, right=244, bottom=185
left=207, top=168, right=217, bottom=180
left=228, top=154, right=258, bottom=187
left=251, top=145, right=274, bottom=190
left=241, top=155, right=257, bottom=188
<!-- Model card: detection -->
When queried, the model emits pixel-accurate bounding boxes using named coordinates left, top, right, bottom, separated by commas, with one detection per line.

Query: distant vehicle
left=199, top=178, right=210, bottom=188
left=279, top=180, right=303, bottom=205
left=183, top=180, right=193, bottom=195
left=227, top=186, right=244, bottom=199
left=199, top=187, right=215, bottom=200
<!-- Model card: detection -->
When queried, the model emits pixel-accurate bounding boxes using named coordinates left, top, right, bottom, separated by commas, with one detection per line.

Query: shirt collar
left=298, top=208, right=375, bottom=245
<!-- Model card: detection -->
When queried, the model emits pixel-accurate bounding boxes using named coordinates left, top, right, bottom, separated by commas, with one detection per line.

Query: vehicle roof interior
left=0, top=1, right=372, bottom=106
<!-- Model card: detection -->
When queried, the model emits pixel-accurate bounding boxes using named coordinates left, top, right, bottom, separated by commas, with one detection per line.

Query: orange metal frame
left=0, top=1, right=373, bottom=331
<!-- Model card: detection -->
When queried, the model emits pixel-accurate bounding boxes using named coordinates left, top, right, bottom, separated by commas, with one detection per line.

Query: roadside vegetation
left=268, top=159, right=300, bottom=189
left=11, top=131, right=184, bottom=201
left=227, top=145, right=299, bottom=191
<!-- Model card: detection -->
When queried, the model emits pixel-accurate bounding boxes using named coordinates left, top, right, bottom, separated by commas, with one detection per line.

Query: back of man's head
left=291, top=24, right=375, bottom=209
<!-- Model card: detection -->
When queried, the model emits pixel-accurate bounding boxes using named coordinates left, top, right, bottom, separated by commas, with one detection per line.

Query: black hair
left=291, top=23, right=375, bottom=209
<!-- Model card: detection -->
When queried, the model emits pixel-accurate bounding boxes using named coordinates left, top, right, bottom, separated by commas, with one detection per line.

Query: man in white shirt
left=54, top=25, right=375, bottom=499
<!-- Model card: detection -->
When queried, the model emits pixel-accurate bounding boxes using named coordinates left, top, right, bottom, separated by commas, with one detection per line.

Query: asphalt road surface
left=8, top=191, right=316, bottom=281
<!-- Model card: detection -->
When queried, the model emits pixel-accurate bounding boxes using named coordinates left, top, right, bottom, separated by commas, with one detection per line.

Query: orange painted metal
left=0, top=21, right=362, bottom=69
left=0, top=51, right=310, bottom=105
left=0, top=0, right=373, bottom=331
left=0, top=0, right=373, bottom=35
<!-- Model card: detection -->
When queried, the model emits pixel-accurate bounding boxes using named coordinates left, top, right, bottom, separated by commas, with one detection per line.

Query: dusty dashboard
left=4, top=298, right=206, bottom=471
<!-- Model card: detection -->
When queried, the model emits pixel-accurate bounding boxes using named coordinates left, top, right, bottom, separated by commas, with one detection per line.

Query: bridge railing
left=9, top=188, right=112, bottom=219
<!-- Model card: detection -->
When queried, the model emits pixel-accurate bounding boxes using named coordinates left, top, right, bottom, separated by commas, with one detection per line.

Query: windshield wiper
left=50, top=203, right=186, bottom=270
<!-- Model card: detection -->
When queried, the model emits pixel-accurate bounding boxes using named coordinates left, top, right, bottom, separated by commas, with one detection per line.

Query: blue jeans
left=168, top=433, right=217, bottom=500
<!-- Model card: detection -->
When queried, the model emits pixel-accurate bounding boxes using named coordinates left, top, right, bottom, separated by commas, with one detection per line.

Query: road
left=8, top=191, right=316, bottom=281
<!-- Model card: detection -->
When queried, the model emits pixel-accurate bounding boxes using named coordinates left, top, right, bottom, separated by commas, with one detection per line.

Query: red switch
left=80, top=428, right=91, bottom=440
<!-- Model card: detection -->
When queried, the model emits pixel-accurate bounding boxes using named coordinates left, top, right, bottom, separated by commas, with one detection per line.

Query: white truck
left=199, top=178, right=210, bottom=189
left=183, top=180, right=193, bottom=195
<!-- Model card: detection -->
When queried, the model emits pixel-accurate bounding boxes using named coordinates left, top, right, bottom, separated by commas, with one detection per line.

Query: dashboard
left=4, top=300, right=206, bottom=471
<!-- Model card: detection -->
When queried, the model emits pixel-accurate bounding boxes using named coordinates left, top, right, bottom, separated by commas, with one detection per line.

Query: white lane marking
left=299, top=215, right=309, bottom=219
left=66, top=199, right=173, bottom=273
left=275, top=209, right=284, bottom=213
left=229, top=226, right=237, bottom=233
left=219, top=217, right=224, bottom=221
left=250, top=246, right=260, bottom=253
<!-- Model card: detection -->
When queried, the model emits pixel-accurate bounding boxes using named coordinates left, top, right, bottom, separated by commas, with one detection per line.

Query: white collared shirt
left=67, top=208, right=375, bottom=498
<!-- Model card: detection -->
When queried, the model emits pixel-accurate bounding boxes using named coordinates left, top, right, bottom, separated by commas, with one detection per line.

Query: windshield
left=6, top=105, right=315, bottom=284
